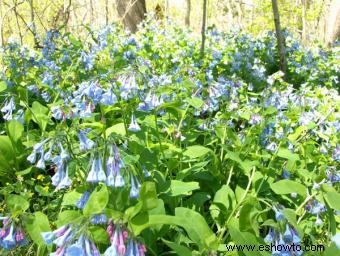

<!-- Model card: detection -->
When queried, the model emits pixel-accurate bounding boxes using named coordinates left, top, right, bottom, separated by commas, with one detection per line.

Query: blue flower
left=76, top=191, right=91, bottom=209
left=130, top=176, right=140, bottom=199
left=331, top=233, right=340, bottom=249
left=273, top=206, right=285, bottom=221
left=87, top=157, right=107, bottom=183
left=91, top=214, right=108, bottom=225
left=128, top=114, right=141, bottom=132
left=2, top=224, right=16, bottom=250
left=282, top=224, right=293, bottom=244
left=51, top=161, right=72, bottom=190
left=100, top=88, right=117, bottom=105
left=1, top=97, right=15, bottom=120
left=78, top=130, right=95, bottom=152
left=51, top=106, right=64, bottom=120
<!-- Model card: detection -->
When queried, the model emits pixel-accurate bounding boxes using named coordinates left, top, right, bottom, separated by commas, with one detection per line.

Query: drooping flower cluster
left=105, top=220, right=146, bottom=256
left=41, top=225, right=100, bottom=256
left=264, top=225, right=302, bottom=256
left=0, top=217, right=29, bottom=250
left=27, top=140, right=72, bottom=190
left=83, top=145, right=143, bottom=199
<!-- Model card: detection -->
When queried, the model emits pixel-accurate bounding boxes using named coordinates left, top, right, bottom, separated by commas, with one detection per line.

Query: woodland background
left=0, top=0, right=339, bottom=48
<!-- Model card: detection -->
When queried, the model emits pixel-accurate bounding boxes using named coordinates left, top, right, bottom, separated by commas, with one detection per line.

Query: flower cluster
left=264, top=225, right=302, bottom=256
left=41, top=225, right=100, bottom=256
left=105, top=220, right=146, bottom=256
left=0, top=217, right=28, bottom=250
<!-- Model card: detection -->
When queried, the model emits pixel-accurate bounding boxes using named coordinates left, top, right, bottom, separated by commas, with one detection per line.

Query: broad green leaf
left=31, top=101, right=49, bottom=131
left=282, top=209, right=297, bottom=227
left=0, top=81, right=7, bottom=92
left=175, top=207, right=218, bottom=250
left=183, top=145, right=212, bottom=159
left=83, top=185, right=109, bottom=216
left=213, top=185, right=235, bottom=212
left=270, top=180, right=306, bottom=197
left=169, top=180, right=200, bottom=196
left=228, top=225, right=268, bottom=256
left=277, top=148, right=300, bottom=162
left=162, top=239, right=192, bottom=256
left=0, top=136, right=15, bottom=175
left=139, top=182, right=158, bottom=211
left=324, top=192, right=340, bottom=211
left=89, top=226, right=109, bottom=244
left=105, top=123, right=126, bottom=137
left=130, top=208, right=218, bottom=250
left=6, top=194, right=29, bottom=214
left=24, top=211, right=51, bottom=246
left=288, top=126, right=307, bottom=142
left=62, top=190, right=82, bottom=206
left=239, top=198, right=260, bottom=236
left=7, top=120, right=24, bottom=143
left=56, top=210, right=82, bottom=227
left=186, top=97, right=204, bottom=109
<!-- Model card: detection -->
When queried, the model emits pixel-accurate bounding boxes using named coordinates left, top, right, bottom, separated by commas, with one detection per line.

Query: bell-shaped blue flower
left=128, top=114, right=141, bottom=132
left=78, top=130, right=95, bottom=152
left=87, top=157, right=106, bottom=183
left=76, top=191, right=91, bottom=209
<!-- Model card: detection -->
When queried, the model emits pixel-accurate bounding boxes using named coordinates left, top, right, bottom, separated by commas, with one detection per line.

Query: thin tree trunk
left=185, top=0, right=191, bottom=27
left=200, top=0, right=207, bottom=58
left=116, top=0, right=146, bottom=33
left=105, top=0, right=109, bottom=25
left=29, top=0, right=38, bottom=47
left=271, top=0, right=287, bottom=76
left=301, top=0, right=307, bottom=43
left=14, top=1, right=23, bottom=45
left=325, top=0, right=340, bottom=46
left=90, top=0, right=94, bottom=23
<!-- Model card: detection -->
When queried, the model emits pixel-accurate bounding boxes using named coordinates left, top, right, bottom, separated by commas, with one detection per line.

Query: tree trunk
left=185, top=0, right=191, bottom=27
left=105, top=0, right=109, bottom=25
left=200, top=0, right=207, bottom=58
left=301, top=0, right=307, bottom=43
left=116, top=0, right=146, bottom=33
left=271, top=0, right=287, bottom=76
left=325, top=0, right=340, bottom=46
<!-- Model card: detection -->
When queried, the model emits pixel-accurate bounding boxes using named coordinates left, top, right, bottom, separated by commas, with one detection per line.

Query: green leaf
left=162, top=239, right=192, bottom=256
left=130, top=209, right=218, bottom=250
left=228, top=225, right=267, bottom=256
left=183, top=145, right=212, bottom=159
left=6, top=194, right=29, bottom=214
left=0, top=81, right=7, bottom=92
left=186, top=97, right=204, bottom=109
left=89, top=226, right=109, bottom=244
left=62, top=190, right=82, bottom=206
left=169, top=180, right=200, bottom=196
left=239, top=198, right=260, bottom=236
left=288, top=126, right=307, bottom=142
left=0, top=136, right=16, bottom=175
left=175, top=207, right=218, bottom=250
left=105, top=123, right=126, bottom=137
left=7, top=120, right=24, bottom=143
left=277, top=148, right=300, bottom=162
left=270, top=180, right=306, bottom=197
left=139, top=182, right=158, bottom=211
left=83, top=185, right=109, bottom=216
left=282, top=209, right=297, bottom=227
left=24, top=212, right=51, bottom=246
left=55, top=210, right=82, bottom=227
left=31, top=101, right=49, bottom=131
left=222, top=148, right=258, bottom=173
left=324, top=192, right=340, bottom=211
left=213, top=185, right=235, bottom=212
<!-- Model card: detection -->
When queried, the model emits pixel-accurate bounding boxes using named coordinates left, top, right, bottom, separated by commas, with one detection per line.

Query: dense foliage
left=0, top=19, right=339, bottom=255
